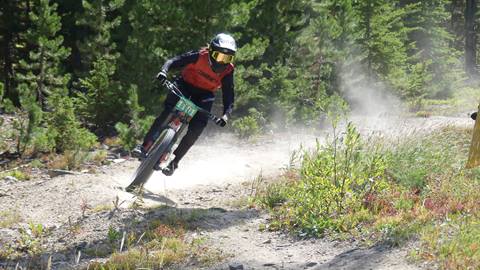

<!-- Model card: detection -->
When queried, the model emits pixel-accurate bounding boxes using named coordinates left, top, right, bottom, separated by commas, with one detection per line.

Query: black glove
left=215, top=115, right=228, bottom=127
left=472, top=112, right=478, bottom=121
left=156, top=70, right=167, bottom=84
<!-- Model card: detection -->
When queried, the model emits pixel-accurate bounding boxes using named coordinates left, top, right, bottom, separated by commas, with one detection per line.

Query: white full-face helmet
left=208, top=33, right=237, bottom=72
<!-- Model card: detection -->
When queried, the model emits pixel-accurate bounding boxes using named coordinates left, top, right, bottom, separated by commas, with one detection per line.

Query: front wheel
left=126, top=128, right=176, bottom=192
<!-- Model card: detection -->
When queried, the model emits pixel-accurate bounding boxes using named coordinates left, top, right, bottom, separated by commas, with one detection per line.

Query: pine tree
left=12, top=0, right=96, bottom=155
left=76, top=0, right=129, bottom=131
left=449, top=0, right=465, bottom=51
left=78, top=55, right=128, bottom=130
left=13, top=84, right=42, bottom=155
left=116, top=0, right=235, bottom=113
left=12, top=0, right=71, bottom=155
left=403, top=0, right=464, bottom=98
left=16, top=0, right=71, bottom=109
left=0, top=1, right=31, bottom=105
left=355, top=0, right=412, bottom=92
left=76, top=0, right=123, bottom=71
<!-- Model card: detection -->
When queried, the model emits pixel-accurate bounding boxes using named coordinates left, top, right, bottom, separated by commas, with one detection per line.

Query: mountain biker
left=132, top=33, right=236, bottom=176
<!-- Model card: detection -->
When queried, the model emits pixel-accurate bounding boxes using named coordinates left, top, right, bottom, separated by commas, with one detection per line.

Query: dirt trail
left=0, top=115, right=472, bottom=269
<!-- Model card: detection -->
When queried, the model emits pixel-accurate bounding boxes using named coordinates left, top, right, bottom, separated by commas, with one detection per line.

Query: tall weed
left=261, top=122, right=390, bottom=235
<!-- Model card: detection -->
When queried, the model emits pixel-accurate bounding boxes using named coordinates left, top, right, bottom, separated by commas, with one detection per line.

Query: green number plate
left=175, top=98, right=198, bottom=117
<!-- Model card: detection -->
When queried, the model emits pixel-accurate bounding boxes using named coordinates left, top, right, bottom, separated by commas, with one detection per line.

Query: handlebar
left=161, top=79, right=224, bottom=125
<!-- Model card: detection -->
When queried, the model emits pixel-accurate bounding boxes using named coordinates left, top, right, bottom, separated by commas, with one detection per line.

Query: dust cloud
left=118, top=64, right=470, bottom=194
left=137, top=132, right=318, bottom=192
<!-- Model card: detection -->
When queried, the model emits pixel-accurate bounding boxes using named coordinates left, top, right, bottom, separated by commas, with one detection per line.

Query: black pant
left=142, top=79, right=215, bottom=164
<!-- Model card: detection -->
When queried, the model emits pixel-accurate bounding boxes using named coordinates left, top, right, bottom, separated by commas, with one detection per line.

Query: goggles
left=211, top=50, right=235, bottom=64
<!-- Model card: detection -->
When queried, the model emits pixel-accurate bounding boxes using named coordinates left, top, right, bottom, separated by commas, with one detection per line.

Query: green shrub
left=115, top=114, right=154, bottom=151
left=47, top=92, right=97, bottom=152
left=1, top=98, right=16, bottom=114
left=1, top=170, right=30, bottom=181
left=260, top=123, right=390, bottom=236
left=256, top=182, right=289, bottom=209
left=232, top=108, right=265, bottom=138
left=115, top=86, right=154, bottom=151
left=31, top=128, right=56, bottom=153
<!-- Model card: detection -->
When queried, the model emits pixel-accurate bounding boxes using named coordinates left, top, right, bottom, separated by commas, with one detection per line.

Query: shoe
left=125, top=184, right=138, bottom=193
left=132, top=145, right=147, bottom=160
left=472, top=112, right=477, bottom=121
left=162, top=160, right=178, bottom=176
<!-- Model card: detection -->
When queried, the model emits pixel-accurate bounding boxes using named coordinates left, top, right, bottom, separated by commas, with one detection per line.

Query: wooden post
left=467, top=104, right=480, bottom=168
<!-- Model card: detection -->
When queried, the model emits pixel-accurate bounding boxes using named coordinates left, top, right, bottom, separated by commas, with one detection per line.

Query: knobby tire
left=126, top=128, right=175, bottom=190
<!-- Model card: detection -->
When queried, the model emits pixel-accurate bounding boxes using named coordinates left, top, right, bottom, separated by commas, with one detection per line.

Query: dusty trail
left=0, top=115, right=472, bottom=269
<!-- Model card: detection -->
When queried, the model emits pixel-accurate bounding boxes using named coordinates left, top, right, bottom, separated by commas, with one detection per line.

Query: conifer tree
left=76, top=0, right=129, bottom=131
left=16, top=0, right=71, bottom=110
left=13, top=0, right=71, bottom=155
left=355, top=0, right=412, bottom=92
left=76, top=0, right=123, bottom=73
left=12, top=0, right=96, bottom=155
left=14, top=84, right=49, bottom=155
left=404, top=0, right=463, bottom=98
left=0, top=1, right=32, bottom=105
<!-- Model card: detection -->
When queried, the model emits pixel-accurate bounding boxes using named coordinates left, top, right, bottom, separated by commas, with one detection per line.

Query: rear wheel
left=126, top=128, right=176, bottom=192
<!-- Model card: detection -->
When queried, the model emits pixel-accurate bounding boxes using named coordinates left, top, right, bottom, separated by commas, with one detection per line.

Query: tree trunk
left=465, top=0, right=477, bottom=76
left=450, top=0, right=465, bottom=50
left=467, top=104, right=480, bottom=168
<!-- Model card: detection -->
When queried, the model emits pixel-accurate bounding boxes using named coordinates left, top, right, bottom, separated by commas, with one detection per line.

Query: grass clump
left=418, top=215, right=480, bottom=269
left=0, top=210, right=22, bottom=228
left=85, top=220, right=222, bottom=270
left=0, top=169, right=30, bottom=181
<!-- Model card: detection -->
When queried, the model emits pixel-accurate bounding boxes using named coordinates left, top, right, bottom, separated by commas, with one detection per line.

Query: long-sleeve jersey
left=161, top=50, right=235, bottom=116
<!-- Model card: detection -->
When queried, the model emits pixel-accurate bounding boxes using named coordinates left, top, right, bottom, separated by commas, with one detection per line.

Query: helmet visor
left=211, top=50, right=235, bottom=64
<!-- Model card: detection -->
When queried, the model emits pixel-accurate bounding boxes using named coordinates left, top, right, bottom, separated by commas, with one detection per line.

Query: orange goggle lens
left=211, top=51, right=235, bottom=64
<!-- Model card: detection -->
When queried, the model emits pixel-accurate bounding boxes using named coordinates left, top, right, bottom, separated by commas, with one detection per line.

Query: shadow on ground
left=313, top=244, right=408, bottom=270
left=0, top=192, right=259, bottom=270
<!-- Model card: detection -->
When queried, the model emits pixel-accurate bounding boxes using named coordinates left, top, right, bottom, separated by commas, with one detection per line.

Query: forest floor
left=0, top=113, right=474, bottom=270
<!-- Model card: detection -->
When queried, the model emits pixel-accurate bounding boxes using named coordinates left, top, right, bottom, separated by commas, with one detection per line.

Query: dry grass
left=84, top=221, right=223, bottom=270
left=0, top=210, right=22, bottom=228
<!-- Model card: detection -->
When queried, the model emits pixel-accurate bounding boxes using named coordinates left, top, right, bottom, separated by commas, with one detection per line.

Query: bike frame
left=147, top=80, right=221, bottom=163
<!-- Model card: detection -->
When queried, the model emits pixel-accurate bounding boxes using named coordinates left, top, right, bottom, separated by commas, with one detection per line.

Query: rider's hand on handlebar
left=215, top=115, right=228, bottom=127
left=156, top=70, right=168, bottom=84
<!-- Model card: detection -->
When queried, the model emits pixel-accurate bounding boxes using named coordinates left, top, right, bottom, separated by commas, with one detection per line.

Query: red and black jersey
left=161, top=49, right=234, bottom=115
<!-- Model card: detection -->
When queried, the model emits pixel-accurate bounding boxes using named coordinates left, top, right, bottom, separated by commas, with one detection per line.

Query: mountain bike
left=125, top=79, right=224, bottom=192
